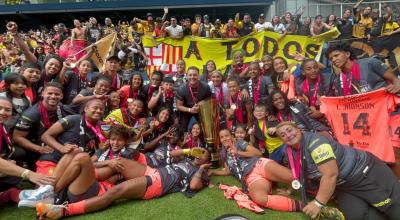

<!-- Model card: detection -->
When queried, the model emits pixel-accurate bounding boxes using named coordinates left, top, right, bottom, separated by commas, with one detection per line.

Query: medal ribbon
left=286, top=147, right=301, bottom=180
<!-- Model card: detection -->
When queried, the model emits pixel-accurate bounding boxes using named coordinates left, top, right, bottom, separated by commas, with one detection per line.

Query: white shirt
left=266, top=23, right=286, bottom=34
left=165, top=25, right=183, bottom=38
left=118, top=47, right=139, bottom=60
left=255, top=22, right=271, bottom=32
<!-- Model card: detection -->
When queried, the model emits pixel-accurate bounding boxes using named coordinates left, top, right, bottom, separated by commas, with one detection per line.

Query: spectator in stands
left=224, top=18, right=239, bottom=38
left=191, top=14, right=202, bottom=36
left=235, top=13, right=255, bottom=36
left=255, top=14, right=270, bottom=32
left=310, top=15, right=331, bottom=36
left=102, top=17, right=115, bottom=37
left=337, top=9, right=353, bottom=39
left=267, top=15, right=286, bottom=34
left=297, top=16, right=312, bottom=36
left=210, top=19, right=224, bottom=38
left=163, top=16, right=183, bottom=39
left=353, top=0, right=373, bottom=38
left=199, top=15, right=214, bottom=38
left=87, top=17, right=101, bottom=44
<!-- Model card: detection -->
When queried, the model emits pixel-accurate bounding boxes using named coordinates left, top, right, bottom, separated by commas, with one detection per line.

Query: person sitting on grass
left=0, top=98, right=55, bottom=206
left=35, top=147, right=210, bottom=219
left=19, top=125, right=137, bottom=208
left=211, top=129, right=344, bottom=219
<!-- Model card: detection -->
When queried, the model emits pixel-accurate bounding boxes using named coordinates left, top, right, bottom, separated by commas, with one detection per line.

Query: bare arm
left=315, top=160, right=338, bottom=204
left=0, top=157, right=55, bottom=185
left=9, top=32, right=37, bottom=62
left=236, top=143, right=262, bottom=157
left=13, top=130, right=46, bottom=154
left=209, top=162, right=230, bottom=176
left=354, top=0, right=364, bottom=9
left=147, top=90, right=162, bottom=110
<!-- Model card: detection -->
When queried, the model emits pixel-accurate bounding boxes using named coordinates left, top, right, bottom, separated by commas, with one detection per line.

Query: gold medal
left=231, top=104, right=237, bottom=110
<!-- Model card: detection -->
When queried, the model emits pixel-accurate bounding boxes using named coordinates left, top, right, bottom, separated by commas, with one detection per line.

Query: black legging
left=336, top=155, right=400, bottom=220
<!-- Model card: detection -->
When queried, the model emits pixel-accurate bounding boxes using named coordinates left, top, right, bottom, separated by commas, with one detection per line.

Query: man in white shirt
left=164, top=16, right=183, bottom=39
left=255, top=14, right=271, bottom=32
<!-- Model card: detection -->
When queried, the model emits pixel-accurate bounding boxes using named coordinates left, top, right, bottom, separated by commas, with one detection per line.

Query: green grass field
left=0, top=176, right=312, bottom=220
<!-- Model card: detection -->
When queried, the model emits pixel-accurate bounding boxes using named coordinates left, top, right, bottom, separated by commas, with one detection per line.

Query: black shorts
left=67, top=181, right=100, bottom=203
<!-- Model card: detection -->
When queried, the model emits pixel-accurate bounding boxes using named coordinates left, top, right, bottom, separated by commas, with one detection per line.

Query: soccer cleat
left=36, top=202, right=66, bottom=220
left=320, top=206, right=345, bottom=220
left=18, top=185, right=54, bottom=208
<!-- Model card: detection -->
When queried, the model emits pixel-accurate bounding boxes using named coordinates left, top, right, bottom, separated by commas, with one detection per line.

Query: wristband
left=314, top=199, right=325, bottom=208
left=183, top=149, right=191, bottom=155
left=21, top=169, right=30, bottom=180
left=188, top=108, right=191, bottom=113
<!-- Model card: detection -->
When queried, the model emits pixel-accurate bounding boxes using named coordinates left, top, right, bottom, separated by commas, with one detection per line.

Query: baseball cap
left=259, top=13, right=265, bottom=18
left=147, top=12, right=153, bottom=17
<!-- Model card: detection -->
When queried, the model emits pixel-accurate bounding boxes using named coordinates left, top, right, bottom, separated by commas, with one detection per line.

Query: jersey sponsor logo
left=311, top=144, right=336, bottom=164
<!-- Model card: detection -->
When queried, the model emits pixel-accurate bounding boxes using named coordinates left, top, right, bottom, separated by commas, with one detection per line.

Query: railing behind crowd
left=300, top=0, right=400, bottom=19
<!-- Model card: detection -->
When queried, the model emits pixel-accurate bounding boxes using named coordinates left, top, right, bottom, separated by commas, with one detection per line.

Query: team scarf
left=214, top=83, right=224, bottom=105
left=233, top=63, right=248, bottom=75
left=188, top=82, right=200, bottom=104
left=277, top=111, right=291, bottom=122
left=340, top=61, right=360, bottom=96
left=111, top=72, right=119, bottom=90
left=248, top=77, right=261, bottom=105
left=302, top=75, right=320, bottom=107
left=0, top=124, right=13, bottom=156
left=39, top=102, right=63, bottom=129
left=121, top=108, right=138, bottom=127
left=187, top=135, right=201, bottom=149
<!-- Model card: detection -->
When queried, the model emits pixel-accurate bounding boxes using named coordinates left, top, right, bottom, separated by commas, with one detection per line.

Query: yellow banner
left=143, top=28, right=340, bottom=75
left=87, top=32, right=117, bottom=71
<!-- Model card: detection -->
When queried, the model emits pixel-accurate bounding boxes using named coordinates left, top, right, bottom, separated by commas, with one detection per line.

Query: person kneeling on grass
left=34, top=148, right=210, bottom=219
left=211, top=129, right=344, bottom=220
left=276, top=121, right=400, bottom=220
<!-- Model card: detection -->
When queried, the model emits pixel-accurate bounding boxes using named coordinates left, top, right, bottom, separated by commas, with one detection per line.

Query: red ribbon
left=84, top=116, right=107, bottom=143
left=286, top=147, right=301, bottom=180
left=302, top=75, right=320, bottom=107
left=0, top=125, right=12, bottom=154
left=277, top=111, right=291, bottom=122
left=341, top=61, right=360, bottom=96
left=39, top=102, right=52, bottom=129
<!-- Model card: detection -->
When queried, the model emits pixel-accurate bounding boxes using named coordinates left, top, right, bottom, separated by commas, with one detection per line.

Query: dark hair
left=325, top=42, right=355, bottom=60
left=43, top=54, right=64, bottom=71
left=315, top=15, right=322, bottom=20
left=4, top=74, right=30, bottom=115
left=162, top=76, right=174, bottom=84
left=21, top=61, right=42, bottom=72
left=43, top=81, right=63, bottom=91
left=5, top=74, right=27, bottom=89
left=95, top=75, right=112, bottom=86
left=235, top=124, right=247, bottom=131
left=129, top=72, right=143, bottom=87
left=267, top=89, right=291, bottom=116
left=110, top=125, right=131, bottom=140
left=187, top=66, right=200, bottom=73
left=325, top=14, right=337, bottom=23
left=151, top=71, right=164, bottom=81
left=170, top=16, right=177, bottom=20
left=300, top=59, right=318, bottom=70
left=226, top=76, right=240, bottom=85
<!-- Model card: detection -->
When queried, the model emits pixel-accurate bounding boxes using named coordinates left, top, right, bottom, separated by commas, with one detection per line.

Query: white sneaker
left=18, top=185, right=54, bottom=208
left=19, top=189, right=35, bottom=200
